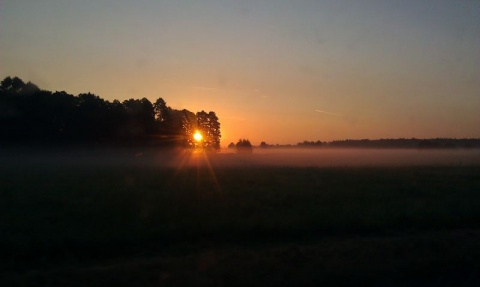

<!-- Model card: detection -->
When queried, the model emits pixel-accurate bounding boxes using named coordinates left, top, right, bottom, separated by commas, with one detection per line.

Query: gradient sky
left=2, top=0, right=479, bottom=146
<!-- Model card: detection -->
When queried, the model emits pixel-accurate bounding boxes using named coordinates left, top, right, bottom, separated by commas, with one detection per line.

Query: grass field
left=1, top=149, right=480, bottom=286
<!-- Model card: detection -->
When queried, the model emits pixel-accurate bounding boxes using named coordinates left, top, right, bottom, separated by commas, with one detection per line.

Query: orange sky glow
left=1, top=1, right=479, bottom=147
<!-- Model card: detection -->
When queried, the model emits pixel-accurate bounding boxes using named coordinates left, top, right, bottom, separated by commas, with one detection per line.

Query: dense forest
left=0, top=77, right=221, bottom=149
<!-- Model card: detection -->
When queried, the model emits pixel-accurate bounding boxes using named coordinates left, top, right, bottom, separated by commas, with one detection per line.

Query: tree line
left=228, top=139, right=254, bottom=153
left=259, top=138, right=480, bottom=149
left=0, top=76, right=221, bottom=149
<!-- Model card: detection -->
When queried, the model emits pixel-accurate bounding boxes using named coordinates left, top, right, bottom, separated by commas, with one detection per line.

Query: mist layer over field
left=3, top=147, right=480, bottom=168
left=214, top=148, right=480, bottom=167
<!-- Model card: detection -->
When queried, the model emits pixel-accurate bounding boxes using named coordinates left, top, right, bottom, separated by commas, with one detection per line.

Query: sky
left=1, top=0, right=479, bottom=146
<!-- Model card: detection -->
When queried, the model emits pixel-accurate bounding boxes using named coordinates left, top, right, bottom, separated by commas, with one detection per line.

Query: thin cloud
left=315, top=110, right=343, bottom=116
left=221, top=116, right=246, bottom=121
left=193, top=86, right=218, bottom=91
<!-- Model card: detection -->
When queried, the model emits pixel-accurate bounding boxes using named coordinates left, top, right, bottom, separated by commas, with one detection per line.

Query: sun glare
left=193, top=131, right=203, bottom=142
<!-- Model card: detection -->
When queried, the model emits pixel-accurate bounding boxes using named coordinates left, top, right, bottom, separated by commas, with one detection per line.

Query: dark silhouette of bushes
left=235, top=139, right=253, bottom=153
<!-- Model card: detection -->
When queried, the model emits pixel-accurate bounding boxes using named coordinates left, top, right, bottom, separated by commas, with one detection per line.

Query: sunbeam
left=166, top=148, right=222, bottom=198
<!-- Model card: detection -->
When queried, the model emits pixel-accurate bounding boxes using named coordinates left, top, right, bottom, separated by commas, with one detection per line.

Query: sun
left=193, top=131, right=203, bottom=142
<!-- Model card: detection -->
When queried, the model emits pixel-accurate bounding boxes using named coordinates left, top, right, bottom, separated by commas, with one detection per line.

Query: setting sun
left=193, top=131, right=203, bottom=142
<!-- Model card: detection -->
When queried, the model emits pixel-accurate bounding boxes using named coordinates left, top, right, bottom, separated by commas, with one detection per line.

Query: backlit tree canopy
left=0, top=76, right=221, bottom=148
left=179, top=110, right=221, bottom=150
left=196, top=111, right=221, bottom=150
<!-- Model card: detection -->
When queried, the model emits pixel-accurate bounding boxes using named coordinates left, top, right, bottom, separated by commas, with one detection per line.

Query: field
left=1, top=148, right=480, bottom=286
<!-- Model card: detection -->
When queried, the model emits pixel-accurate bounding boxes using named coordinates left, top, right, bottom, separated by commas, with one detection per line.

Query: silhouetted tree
left=43, top=90, right=77, bottom=140
left=103, top=99, right=128, bottom=139
left=75, top=93, right=110, bottom=140
left=297, top=140, right=323, bottom=148
left=0, top=76, right=36, bottom=94
left=0, top=76, right=14, bottom=92
left=235, top=139, right=253, bottom=153
left=180, top=109, right=197, bottom=147
left=153, top=97, right=170, bottom=123
left=196, top=111, right=221, bottom=150
left=122, top=98, right=155, bottom=138
left=207, top=111, right=221, bottom=149
left=0, top=76, right=224, bottom=147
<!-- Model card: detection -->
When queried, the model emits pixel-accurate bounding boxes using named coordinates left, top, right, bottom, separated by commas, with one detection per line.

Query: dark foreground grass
left=1, top=163, right=480, bottom=286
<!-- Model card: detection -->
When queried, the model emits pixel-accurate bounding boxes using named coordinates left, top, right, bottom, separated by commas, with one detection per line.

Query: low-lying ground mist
left=215, top=148, right=480, bottom=167
left=2, top=147, right=480, bottom=168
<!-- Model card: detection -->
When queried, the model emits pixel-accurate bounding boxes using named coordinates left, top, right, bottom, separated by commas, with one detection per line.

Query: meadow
left=1, top=148, right=480, bottom=286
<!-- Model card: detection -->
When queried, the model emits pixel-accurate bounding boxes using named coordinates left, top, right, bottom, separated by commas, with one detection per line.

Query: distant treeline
left=0, top=77, right=220, bottom=148
left=259, top=138, right=480, bottom=149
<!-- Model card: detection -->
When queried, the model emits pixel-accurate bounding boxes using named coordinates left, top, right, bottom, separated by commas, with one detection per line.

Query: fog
left=211, top=148, right=480, bottom=167
left=2, top=147, right=480, bottom=169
